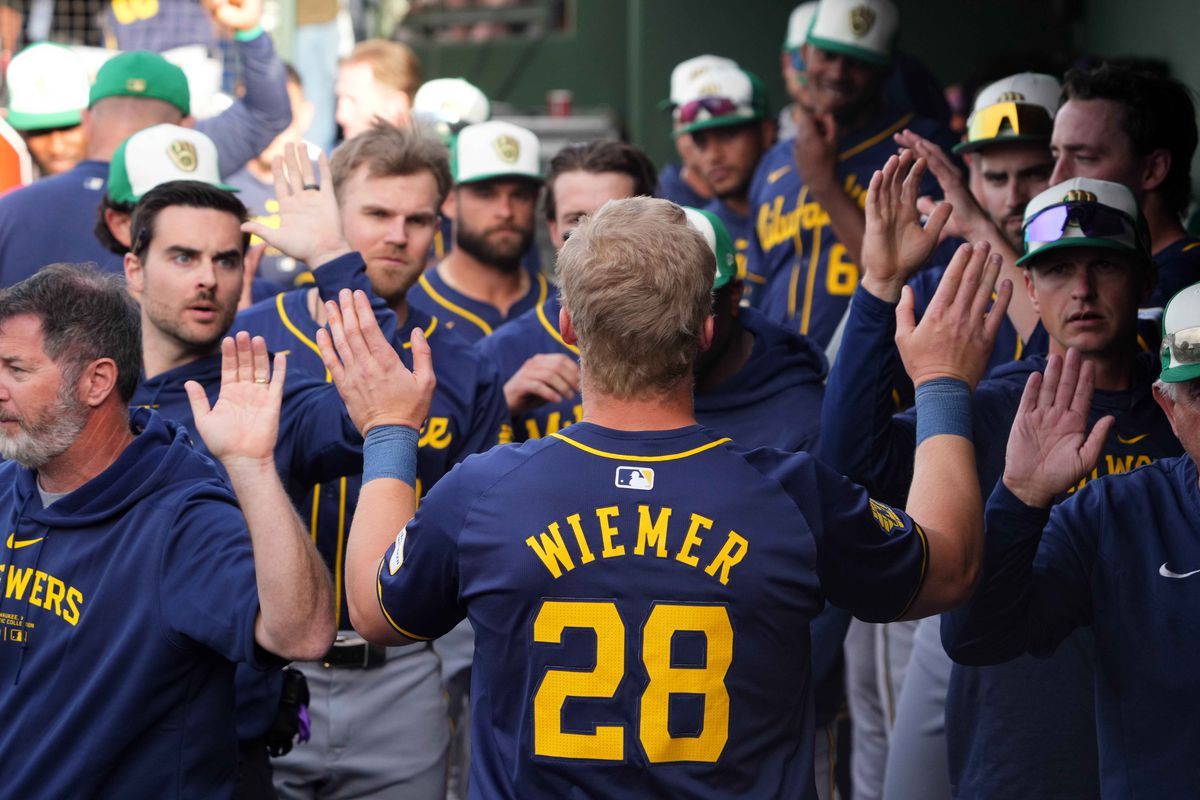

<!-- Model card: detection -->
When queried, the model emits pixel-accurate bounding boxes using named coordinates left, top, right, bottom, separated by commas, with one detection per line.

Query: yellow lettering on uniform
left=525, top=523, right=576, bottom=578
left=704, top=532, right=749, bottom=586
left=565, top=513, right=595, bottom=565
left=64, top=588, right=83, bottom=626
left=596, top=506, right=624, bottom=558
left=44, top=576, right=66, bottom=618
left=676, top=513, right=712, bottom=567
left=1135, top=455, right=1152, bottom=468
left=418, top=417, right=453, bottom=450
left=28, top=571, right=46, bottom=606
left=6, top=567, right=32, bottom=601
left=1105, top=454, right=1132, bottom=475
left=635, top=506, right=672, bottom=558
left=525, top=419, right=543, bottom=440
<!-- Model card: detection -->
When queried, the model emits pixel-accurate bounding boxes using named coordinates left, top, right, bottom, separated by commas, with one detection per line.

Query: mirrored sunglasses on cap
left=1023, top=202, right=1141, bottom=254
left=966, top=101, right=1053, bottom=144
left=676, top=96, right=746, bottom=126
left=1164, top=325, right=1200, bottom=367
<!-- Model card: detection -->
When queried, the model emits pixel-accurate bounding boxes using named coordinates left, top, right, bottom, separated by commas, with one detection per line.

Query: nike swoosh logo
left=767, top=165, right=792, bottom=184
left=1159, top=562, right=1200, bottom=579
left=1117, top=433, right=1148, bottom=445
left=5, top=533, right=44, bottom=550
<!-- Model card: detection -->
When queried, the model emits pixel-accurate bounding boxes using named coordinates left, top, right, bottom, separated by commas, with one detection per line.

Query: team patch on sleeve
left=869, top=499, right=906, bottom=536
left=388, top=528, right=408, bottom=575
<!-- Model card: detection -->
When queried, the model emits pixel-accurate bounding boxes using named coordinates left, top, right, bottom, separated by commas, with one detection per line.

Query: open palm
left=1003, top=350, right=1114, bottom=508
left=862, top=151, right=952, bottom=292
left=186, top=332, right=285, bottom=466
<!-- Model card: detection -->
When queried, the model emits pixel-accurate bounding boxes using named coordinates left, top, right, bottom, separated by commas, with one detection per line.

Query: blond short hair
left=557, top=197, right=714, bottom=398
left=330, top=121, right=453, bottom=206
left=343, top=39, right=422, bottom=98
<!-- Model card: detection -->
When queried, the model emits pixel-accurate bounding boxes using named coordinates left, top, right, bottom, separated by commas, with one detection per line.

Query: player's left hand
left=202, top=0, right=263, bottom=31
left=1002, top=349, right=1114, bottom=508
left=317, top=288, right=436, bottom=435
left=895, top=239, right=1011, bottom=390
left=242, top=142, right=352, bottom=270
left=186, top=332, right=285, bottom=469
left=893, top=128, right=994, bottom=244
left=792, top=104, right=839, bottom=192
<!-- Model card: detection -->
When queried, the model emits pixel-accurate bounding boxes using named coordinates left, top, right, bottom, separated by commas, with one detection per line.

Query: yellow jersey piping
left=549, top=432, right=731, bottom=461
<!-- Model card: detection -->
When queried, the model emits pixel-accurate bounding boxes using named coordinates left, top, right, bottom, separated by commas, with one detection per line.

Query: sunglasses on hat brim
left=1023, top=203, right=1142, bottom=256
left=676, top=96, right=752, bottom=127
left=1165, top=325, right=1200, bottom=367
left=966, top=101, right=1053, bottom=144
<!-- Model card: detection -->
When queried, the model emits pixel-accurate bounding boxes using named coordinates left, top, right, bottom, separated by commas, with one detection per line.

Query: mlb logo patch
left=615, top=466, right=654, bottom=491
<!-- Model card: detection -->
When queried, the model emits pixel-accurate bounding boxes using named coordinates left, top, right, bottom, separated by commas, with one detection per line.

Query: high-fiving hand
left=895, top=240, right=1011, bottom=391
left=1001, top=349, right=1114, bottom=508
left=861, top=150, right=953, bottom=302
left=185, top=332, right=285, bottom=468
left=241, top=142, right=352, bottom=270
left=316, top=289, right=436, bottom=436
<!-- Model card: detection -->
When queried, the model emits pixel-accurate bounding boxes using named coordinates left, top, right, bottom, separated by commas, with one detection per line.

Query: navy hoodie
left=0, top=409, right=272, bottom=798
left=132, top=334, right=362, bottom=741
left=821, top=286, right=1182, bottom=799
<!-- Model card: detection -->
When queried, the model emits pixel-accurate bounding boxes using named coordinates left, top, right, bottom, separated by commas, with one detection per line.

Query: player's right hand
left=860, top=150, right=951, bottom=303
left=241, top=142, right=352, bottom=270
left=1001, top=349, right=1113, bottom=508
left=317, top=289, right=436, bottom=436
left=895, top=240, right=1011, bottom=391
left=894, top=128, right=993, bottom=245
left=504, top=353, right=581, bottom=415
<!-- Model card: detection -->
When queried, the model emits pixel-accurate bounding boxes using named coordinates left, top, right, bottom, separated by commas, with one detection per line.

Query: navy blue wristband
left=363, top=425, right=418, bottom=487
left=915, top=377, right=972, bottom=445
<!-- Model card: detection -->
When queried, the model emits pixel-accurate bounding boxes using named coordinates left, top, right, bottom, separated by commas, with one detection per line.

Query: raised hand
left=241, top=142, right=352, bottom=269
left=316, top=288, right=435, bottom=435
left=185, top=332, right=284, bottom=467
left=893, top=128, right=993, bottom=243
left=792, top=104, right=839, bottom=192
left=1002, top=349, right=1114, bottom=508
left=861, top=150, right=953, bottom=302
left=895, top=240, right=1012, bottom=390
left=504, top=353, right=580, bottom=415
left=202, top=0, right=263, bottom=31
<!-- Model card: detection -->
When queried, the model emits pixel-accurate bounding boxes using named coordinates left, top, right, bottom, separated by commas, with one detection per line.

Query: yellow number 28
left=531, top=600, right=733, bottom=763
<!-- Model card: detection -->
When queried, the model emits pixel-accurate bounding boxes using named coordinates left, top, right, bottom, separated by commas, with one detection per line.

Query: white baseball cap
left=107, top=124, right=236, bottom=205
left=451, top=120, right=542, bottom=185
left=955, top=72, right=1061, bottom=154
left=673, top=67, right=768, bottom=136
left=806, top=0, right=899, bottom=67
left=1160, top=282, right=1200, bottom=383
left=6, top=43, right=91, bottom=131
left=414, top=78, right=490, bottom=128
left=663, top=54, right=740, bottom=109
left=1018, top=178, right=1149, bottom=268
left=785, top=2, right=819, bottom=51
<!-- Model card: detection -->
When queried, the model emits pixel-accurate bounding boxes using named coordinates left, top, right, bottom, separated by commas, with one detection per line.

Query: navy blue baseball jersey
left=375, top=423, right=927, bottom=799
left=746, top=107, right=953, bottom=348
left=1151, top=235, right=1200, bottom=308
left=407, top=264, right=549, bottom=344
left=475, top=292, right=581, bottom=442
left=107, top=0, right=217, bottom=51
left=820, top=286, right=1183, bottom=798
left=234, top=253, right=508, bottom=625
left=0, top=409, right=273, bottom=798
left=656, top=161, right=710, bottom=209
left=945, top=456, right=1200, bottom=797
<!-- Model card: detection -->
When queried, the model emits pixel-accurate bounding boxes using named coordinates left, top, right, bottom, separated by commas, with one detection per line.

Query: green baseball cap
left=1160, top=282, right=1200, bottom=384
left=107, top=124, right=237, bottom=205
left=89, top=51, right=190, bottom=116
left=683, top=206, right=740, bottom=290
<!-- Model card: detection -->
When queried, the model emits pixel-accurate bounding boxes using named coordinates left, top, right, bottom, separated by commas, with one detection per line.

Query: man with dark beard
left=407, top=120, right=546, bottom=343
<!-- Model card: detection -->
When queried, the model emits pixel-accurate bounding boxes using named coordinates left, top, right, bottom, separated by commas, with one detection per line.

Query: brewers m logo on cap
left=1063, top=188, right=1098, bottom=203
left=849, top=5, right=876, bottom=36
left=492, top=134, right=520, bottom=164
left=996, top=91, right=1027, bottom=102
left=167, top=140, right=198, bottom=172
